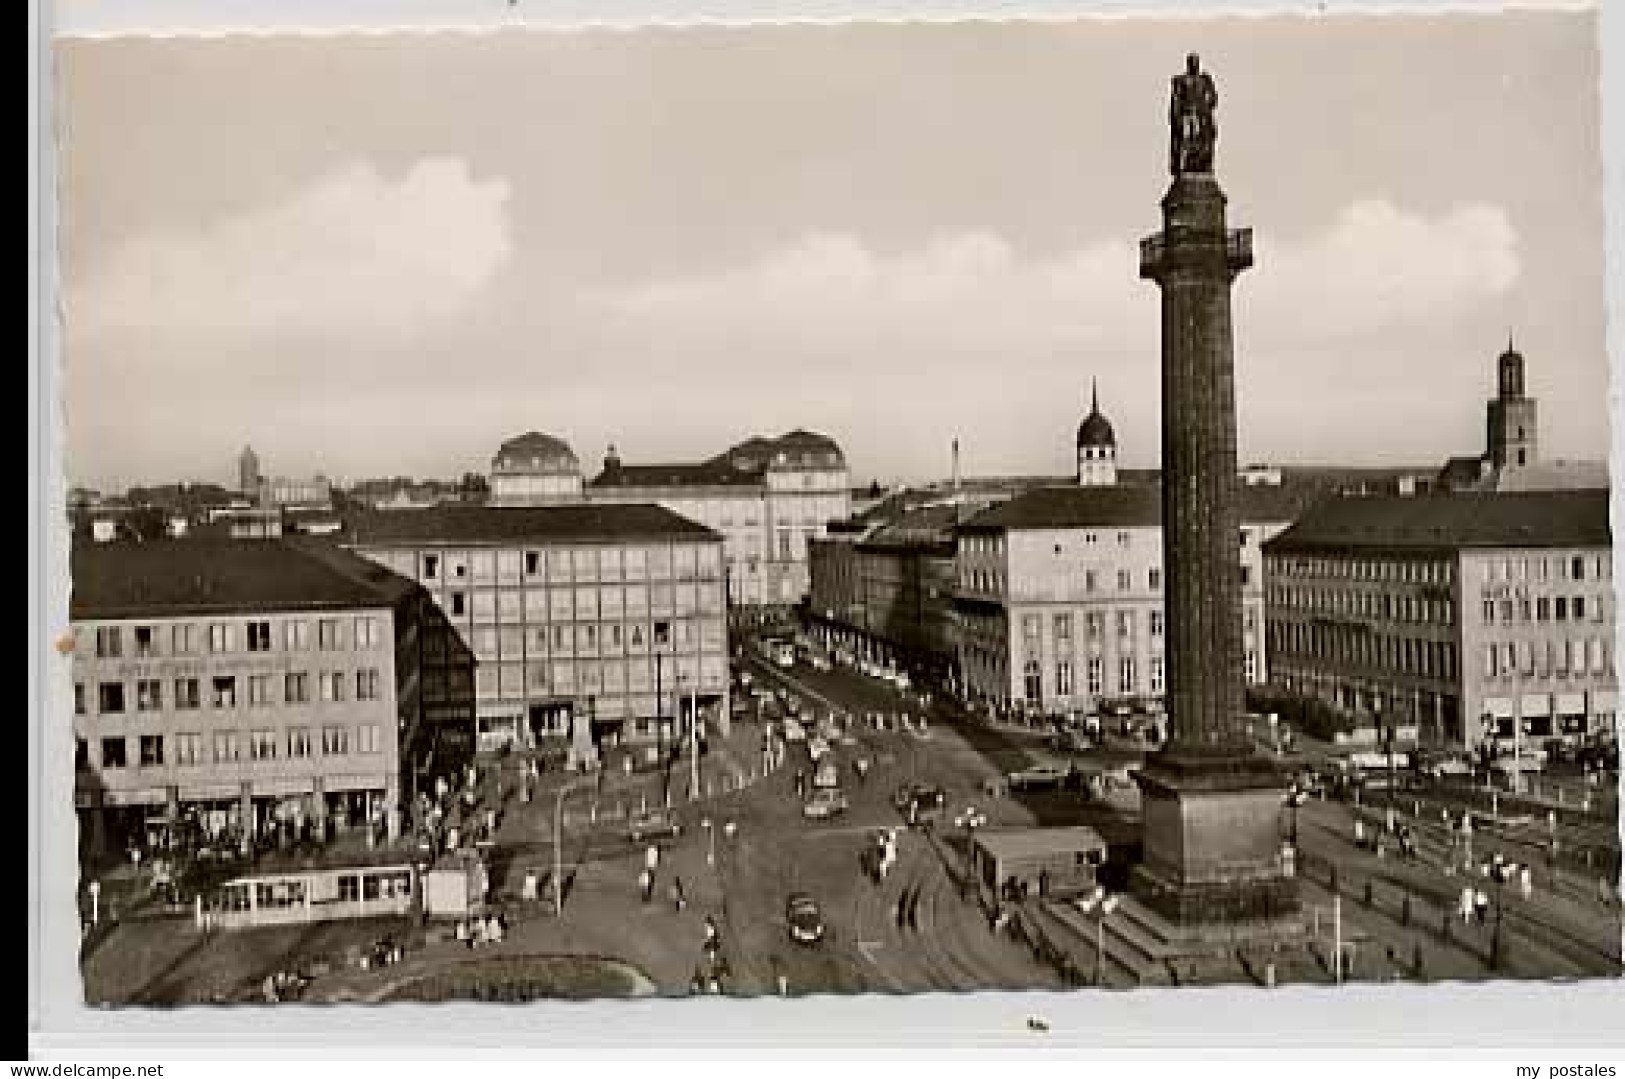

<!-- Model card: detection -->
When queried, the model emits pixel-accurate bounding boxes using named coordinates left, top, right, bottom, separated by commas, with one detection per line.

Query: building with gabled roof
left=69, top=536, right=466, bottom=864
left=953, top=481, right=1310, bottom=720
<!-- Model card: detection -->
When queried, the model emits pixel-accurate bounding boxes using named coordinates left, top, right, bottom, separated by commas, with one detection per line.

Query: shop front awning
left=1556, top=693, right=1587, bottom=716
left=1483, top=697, right=1515, bottom=720
left=1519, top=693, right=1552, bottom=717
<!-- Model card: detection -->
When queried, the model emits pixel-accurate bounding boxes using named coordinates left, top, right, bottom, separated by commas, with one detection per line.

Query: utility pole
left=1332, top=894, right=1343, bottom=985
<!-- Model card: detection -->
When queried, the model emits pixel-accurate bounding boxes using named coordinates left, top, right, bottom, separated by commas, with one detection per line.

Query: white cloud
left=72, top=158, right=514, bottom=346
left=595, top=199, right=1519, bottom=366
left=1249, top=200, right=1520, bottom=346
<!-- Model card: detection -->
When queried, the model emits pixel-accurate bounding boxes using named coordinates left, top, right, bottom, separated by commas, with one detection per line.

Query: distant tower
left=1486, top=337, right=1539, bottom=469
left=951, top=437, right=961, bottom=493
left=1075, top=380, right=1118, bottom=486
left=238, top=445, right=261, bottom=497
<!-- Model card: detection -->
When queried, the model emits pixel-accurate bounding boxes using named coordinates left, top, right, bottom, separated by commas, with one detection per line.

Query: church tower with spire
left=1486, top=336, right=1539, bottom=470
left=1075, top=379, right=1118, bottom=487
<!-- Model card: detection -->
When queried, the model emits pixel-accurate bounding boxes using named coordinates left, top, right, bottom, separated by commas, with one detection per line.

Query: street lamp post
left=552, top=776, right=589, bottom=918
left=1076, top=885, right=1120, bottom=987
left=953, top=806, right=987, bottom=896
left=1284, top=782, right=1308, bottom=853
left=1484, top=854, right=1518, bottom=971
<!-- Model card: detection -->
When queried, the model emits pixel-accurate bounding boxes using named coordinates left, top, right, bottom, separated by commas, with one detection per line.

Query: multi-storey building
left=347, top=503, right=730, bottom=761
left=1262, top=490, right=1615, bottom=755
left=954, top=483, right=1300, bottom=718
left=489, top=431, right=584, bottom=506
left=69, top=537, right=457, bottom=860
left=481, top=428, right=849, bottom=612
left=807, top=505, right=961, bottom=684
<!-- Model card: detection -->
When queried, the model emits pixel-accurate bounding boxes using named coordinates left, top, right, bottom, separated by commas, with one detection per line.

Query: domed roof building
left=1075, top=381, right=1118, bottom=487
left=489, top=431, right=584, bottom=505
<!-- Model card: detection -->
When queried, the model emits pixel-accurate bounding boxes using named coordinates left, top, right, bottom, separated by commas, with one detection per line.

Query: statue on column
left=1169, top=53, right=1218, bottom=175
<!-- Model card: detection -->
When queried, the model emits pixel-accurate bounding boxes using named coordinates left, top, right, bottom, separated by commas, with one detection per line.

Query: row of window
left=1483, top=638, right=1613, bottom=680
left=1481, top=595, right=1606, bottom=626
left=407, top=545, right=723, bottom=584
left=1267, top=555, right=1454, bottom=586
left=1018, top=608, right=1260, bottom=644
left=90, top=618, right=384, bottom=661
left=1267, top=620, right=1460, bottom=682
left=430, top=585, right=726, bottom=622
left=466, top=618, right=725, bottom=661
left=469, top=656, right=728, bottom=699
left=76, top=670, right=384, bottom=716
left=968, top=565, right=1259, bottom=596
left=85, top=724, right=385, bottom=770
left=998, top=649, right=1265, bottom=703
left=1480, top=553, right=1610, bottom=586
left=1267, top=586, right=1456, bottom=626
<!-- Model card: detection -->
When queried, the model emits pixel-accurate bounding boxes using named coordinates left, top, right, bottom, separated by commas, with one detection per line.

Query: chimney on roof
left=951, top=438, right=961, bottom=494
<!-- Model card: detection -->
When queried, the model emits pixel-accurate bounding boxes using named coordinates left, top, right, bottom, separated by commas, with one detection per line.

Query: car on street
left=802, top=788, right=850, bottom=820
left=626, top=809, right=682, bottom=844
left=807, top=736, right=831, bottom=760
left=893, top=783, right=947, bottom=823
left=785, top=893, right=826, bottom=945
left=1050, top=728, right=1095, bottom=753
left=813, top=757, right=841, bottom=789
left=1005, top=762, right=1073, bottom=792
left=782, top=718, right=807, bottom=743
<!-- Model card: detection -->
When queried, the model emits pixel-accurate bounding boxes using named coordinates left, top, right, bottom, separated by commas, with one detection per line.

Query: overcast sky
left=57, top=11, right=1608, bottom=490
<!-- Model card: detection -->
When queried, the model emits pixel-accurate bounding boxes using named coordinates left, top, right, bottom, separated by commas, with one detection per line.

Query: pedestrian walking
left=671, top=876, right=687, bottom=912
left=703, top=914, right=721, bottom=954
left=906, top=885, right=922, bottom=931
left=895, top=890, right=909, bottom=928
left=1459, top=885, right=1474, bottom=924
left=1474, top=889, right=1489, bottom=925
left=1518, top=866, right=1533, bottom=901
left=639, top=867, right=654, bottom=903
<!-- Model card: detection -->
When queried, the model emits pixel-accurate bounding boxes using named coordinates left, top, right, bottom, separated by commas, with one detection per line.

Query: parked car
left=785, top=893, right=825, bottom=945
left=1005, top=762, right=1072, bottom=792
left=626, top=809, right=682, bottom=845
left=782, top=718, right=807, bottom=743
left=802, top=788, right=850, bottom=820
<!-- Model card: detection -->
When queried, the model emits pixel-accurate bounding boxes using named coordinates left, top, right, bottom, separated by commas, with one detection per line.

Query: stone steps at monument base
left=1035, top=900, right=1166, bottom=988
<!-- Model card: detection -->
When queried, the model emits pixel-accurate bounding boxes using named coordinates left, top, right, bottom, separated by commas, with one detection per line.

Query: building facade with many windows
left=806, top=505, right=962, bottom=684
left=954, top=484, right=1299, bottom=717
left=70, top=538, right=448, bottom=859
left=347, top=503, right=730, bottom=761
left=1262, top=490, right=1614, bottom=754
left=483, top=429, right=849, bottom=612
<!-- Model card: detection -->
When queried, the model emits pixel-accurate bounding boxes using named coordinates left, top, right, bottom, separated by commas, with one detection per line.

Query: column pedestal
left=1131, top=750, right=1297, bottom=926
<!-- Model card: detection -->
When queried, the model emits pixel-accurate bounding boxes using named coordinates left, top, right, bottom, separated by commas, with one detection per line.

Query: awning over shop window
left=1592, top=690, right=1617, bottom=712
left=1483, top=697, right=1515, bottom=719
left=1519, top=694, right=1552, bottom=717
left=1556, top=693, right=1588, bottom=715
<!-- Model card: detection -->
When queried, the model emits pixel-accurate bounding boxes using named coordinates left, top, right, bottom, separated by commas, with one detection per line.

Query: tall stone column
left=1131, top=56, right=1294, bottom=927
